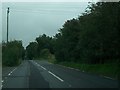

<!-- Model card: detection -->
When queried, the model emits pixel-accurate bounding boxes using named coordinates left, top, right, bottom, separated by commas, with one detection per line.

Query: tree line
left=26, top=2, right=120, bottom=64
left=2, top=2, right=120, bottom=66
left=26, top=34, right=55, bottom=60
left=54, top=2, right=120, bottom=64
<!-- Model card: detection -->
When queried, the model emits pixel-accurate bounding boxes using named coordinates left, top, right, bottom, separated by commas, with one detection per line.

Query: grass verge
left=56, top=61, right=119, bottom=79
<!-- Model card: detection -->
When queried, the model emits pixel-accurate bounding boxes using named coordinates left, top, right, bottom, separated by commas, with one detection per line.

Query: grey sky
left=2, top=2, right=89, bottom=48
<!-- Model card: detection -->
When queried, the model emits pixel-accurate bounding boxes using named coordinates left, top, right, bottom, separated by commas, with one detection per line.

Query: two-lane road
left=2, top=60, right=119, bottom=88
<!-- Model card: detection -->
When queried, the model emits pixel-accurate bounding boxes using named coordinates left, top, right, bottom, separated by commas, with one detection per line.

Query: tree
left=36, top=34, right=54, bottom=57
left=2, top=40, right=25, bottom=66
left=26, top=42, right=38, bottom=59
left=54, top=2, right=120, bottom=64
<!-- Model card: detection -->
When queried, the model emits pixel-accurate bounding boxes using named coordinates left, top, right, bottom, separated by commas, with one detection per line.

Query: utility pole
left=7, top=7, right=9, bottom=43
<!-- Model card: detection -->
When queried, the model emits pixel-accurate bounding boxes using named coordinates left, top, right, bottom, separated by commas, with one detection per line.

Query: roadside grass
left=55, top=61, right=118, bottom=79
left=34, top=52, right=119, bottom=80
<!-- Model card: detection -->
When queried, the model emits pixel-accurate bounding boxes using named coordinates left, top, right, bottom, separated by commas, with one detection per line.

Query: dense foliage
left=2, top=2, right=120, bottom=67
left=26, top=42, right=38, bottom=59
left=54, top=2, right=120, bottom=64
left=26, top=34, right=55, bottom=60
left=26, top=2, right=120, bottom=64
left=2, top=40, right=25, bottom=66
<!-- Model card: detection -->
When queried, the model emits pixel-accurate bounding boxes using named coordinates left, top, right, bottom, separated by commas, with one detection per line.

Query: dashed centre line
left=40, top=66, right=47, bottom=70
left=32, top=61, right=64, bottom=82
left=48, top=71, right=64, bottom=82
left=8, top=73, right=11, bottom=76
left=7, top=67, right=17, bottom=76
left=2, top=80, right=4, bottom=83
left=103, top=76, right=114, bottom=80
left=33, top=61, right=47, bottom=70
left=1, top=80, right=4, bottom=88
left=2, top=67, right=17, bottom=88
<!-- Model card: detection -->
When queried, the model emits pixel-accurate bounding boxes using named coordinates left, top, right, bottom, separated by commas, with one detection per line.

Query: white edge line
left=57, top=64, right=81, bottom=72
left=48, top=71, right=64, bottom=82
left=103, top=76, right=114, bottom=80
left=58, top=64, right=115, bottom=80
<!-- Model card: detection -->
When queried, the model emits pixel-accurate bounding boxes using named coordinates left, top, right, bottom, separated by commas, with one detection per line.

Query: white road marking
left=1, top=80, right=4, bottom=88
left=13, top=68, right=17, bottom=72
left=2, top=67, right=17, bottom=88
left=40, top=66, right=47, bottom=70
left=8, top=67, right=17, bottom=76
left=48, top=71, right=64, bottom=82
left=57, top=64, right=81, bottom=72
left=10, top=71, right=12, bottom=74
left=1, top=80, right=4, bottom=83
left=8, top=73, right=11, bottom=76
left=34, top=62, right=40, bottom=67
left=32, top=61, right=64, bottom=82
left=37, top=63, right=40, bottom=66
left=104, top=76, right=114, bottom=80
left=33, top=61, right=47, bottom=70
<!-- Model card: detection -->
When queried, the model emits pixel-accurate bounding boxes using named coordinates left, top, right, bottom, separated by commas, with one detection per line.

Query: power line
left=11, top=9, right=80, bottom=12
left=8, top=9, right=82, bottom=15
left=2, top=6, right=84, bottom=16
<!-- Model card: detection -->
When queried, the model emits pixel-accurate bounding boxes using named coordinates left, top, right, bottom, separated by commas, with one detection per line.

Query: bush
left=2, top=40, right=24, bottom=66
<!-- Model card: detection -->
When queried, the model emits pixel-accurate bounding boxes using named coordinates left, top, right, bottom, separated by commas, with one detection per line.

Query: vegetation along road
left=2, top=2, right=120, bottom=89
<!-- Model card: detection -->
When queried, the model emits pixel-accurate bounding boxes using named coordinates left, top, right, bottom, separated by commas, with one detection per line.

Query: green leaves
left=25, top=2, right=120, bottom=64
left=54, top=2, right=120, bottom=64
left=2, top=40, right=25, bottom=66
left=26, top=34, right=55, bottom=60
left=26, top=42, right=38, bottom=59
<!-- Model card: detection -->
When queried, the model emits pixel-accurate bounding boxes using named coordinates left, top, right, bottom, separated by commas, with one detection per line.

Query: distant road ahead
left=2, top=60, right=118, bottom=88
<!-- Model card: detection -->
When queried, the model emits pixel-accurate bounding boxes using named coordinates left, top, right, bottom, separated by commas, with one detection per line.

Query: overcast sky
left=2, top=2, right=90, bottom=48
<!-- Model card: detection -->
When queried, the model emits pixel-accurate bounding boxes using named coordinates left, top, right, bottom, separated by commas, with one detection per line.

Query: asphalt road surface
left=2, top=60, right=119, bottom=88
